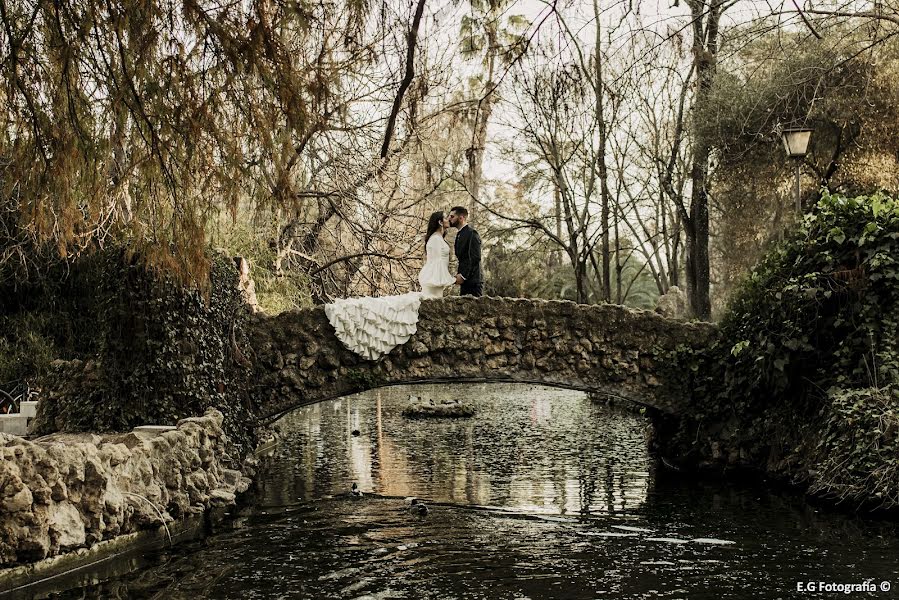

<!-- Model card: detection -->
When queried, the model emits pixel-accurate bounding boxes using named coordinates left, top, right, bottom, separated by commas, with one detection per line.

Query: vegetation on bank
left=677, top=192, right=899, bottom=510
left=1, top=251, right=257, bottom=459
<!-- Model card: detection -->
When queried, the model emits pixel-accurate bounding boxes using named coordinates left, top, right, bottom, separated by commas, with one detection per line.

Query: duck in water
left=408, top=497, right=428, bottom=516
left=351, top=483, right=363, bottom=499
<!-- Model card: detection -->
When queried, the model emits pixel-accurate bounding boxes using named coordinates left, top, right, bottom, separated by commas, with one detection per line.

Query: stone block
left=20, top=401, right=39, bottom=419
left=0, top=415, right=28, bottom=436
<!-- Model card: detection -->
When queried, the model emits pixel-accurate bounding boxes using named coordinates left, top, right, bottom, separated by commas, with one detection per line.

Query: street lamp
left=781, top=128, right=814, bottom=214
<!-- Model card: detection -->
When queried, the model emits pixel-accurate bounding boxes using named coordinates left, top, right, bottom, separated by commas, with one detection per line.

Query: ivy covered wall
left=660, top=192, right=899, bottom=511
left=27, top=251, right=256, bottom=459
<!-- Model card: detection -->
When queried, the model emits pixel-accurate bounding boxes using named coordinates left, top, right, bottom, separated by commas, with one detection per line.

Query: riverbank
left=655, top=193, right=899, bottom=514
left=0, top=410, right=252, bottom=576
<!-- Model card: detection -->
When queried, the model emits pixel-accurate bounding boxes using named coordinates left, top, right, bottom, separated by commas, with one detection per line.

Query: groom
left=448, top=206, right=483, bottom=297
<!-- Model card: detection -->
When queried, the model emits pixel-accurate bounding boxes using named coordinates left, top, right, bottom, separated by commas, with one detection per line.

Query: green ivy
left=676, top=192, right=899, bottom=510
left=29, top=249, right=257, bottom=460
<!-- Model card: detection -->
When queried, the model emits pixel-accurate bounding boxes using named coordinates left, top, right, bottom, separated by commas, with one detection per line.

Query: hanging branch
left=380, top=0, right=426, bottom=158
left=792, top=0, right=822, bottom=39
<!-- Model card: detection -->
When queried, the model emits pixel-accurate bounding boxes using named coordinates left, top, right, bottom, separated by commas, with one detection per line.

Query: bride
left=418, top=210, right=456, bottom=299
left=323, top=210, right=458, bottom=360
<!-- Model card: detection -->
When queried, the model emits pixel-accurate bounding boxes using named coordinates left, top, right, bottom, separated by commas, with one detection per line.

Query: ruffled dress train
left=324, top=233, right=455, bottom=360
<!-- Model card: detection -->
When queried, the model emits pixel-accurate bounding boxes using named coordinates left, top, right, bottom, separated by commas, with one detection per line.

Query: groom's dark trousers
left=454, top=225, right=484, bottom=297
left=460, top=280, right=483, bottom=297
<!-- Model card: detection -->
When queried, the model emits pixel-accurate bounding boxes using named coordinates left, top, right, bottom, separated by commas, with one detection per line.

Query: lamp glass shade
left=781, top=129, right=813, bottom=158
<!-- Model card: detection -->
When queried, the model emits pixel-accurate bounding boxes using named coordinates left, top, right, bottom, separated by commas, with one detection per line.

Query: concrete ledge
left=0, top=516, right=205, bottom=599
left=0, top=414, right=27, bottom=436
left=132, top=425, right=177, bottom=437
left=19, top=401, right=38, bottom=419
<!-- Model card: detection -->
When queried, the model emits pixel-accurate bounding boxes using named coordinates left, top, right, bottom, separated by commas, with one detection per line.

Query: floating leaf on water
left=691, top=538, right=736, bottom=545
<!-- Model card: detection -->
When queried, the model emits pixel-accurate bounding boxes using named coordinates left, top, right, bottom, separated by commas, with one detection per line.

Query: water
left=28, top=384, right=899, bottom=598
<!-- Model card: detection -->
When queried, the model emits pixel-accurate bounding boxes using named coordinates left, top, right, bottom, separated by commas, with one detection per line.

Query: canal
left=42, top=383, right=899, bottom=598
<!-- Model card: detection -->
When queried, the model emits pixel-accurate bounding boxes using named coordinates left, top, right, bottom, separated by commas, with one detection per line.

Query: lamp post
left=781, top=128, right=813, bottom=214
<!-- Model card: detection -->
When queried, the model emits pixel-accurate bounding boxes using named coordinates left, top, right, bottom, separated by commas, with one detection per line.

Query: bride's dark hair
left=424, top=211, right=445, bottom=251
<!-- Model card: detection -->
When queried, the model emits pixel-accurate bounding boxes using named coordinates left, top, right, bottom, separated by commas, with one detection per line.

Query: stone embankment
left=0, top=409, right=250, bottom=567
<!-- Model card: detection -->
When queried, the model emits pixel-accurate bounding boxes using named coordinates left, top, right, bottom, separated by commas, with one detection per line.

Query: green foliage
left=28, top=250, right=258, bottom=459
left=704, top=29, right=899, bottom=306
left=346, top=369, right=382, bottom=393
left=0, top=312, right=57, bottom=388
left=0, top=250, right=113, bottom=389
left=678, top=192, right=899, bottom=509
left=483, top=232, right=660, bottom=308
left=210, top=216, right=312, bottom=314
left=717, top=191, right=899, bottom=403
left=811, top=387, right=899, bottom=508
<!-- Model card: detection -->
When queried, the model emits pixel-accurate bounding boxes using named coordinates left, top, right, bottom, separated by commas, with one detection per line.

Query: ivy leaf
left=829, top=227, right=846, bottom=245
left=730, top=340, right=749, bottom=356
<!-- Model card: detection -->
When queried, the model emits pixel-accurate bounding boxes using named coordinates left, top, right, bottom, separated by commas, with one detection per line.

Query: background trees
left=4, top=0, right=899, bottom=317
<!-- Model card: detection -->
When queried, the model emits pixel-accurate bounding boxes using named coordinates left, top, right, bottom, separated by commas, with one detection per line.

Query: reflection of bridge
left=249, top=297, right=717, bottom=420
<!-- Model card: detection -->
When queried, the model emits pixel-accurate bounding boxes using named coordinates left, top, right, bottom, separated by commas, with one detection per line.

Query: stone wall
left=27, top=252, right=257, bottom=457
left=0, top=409, right=250, bottom=567
left=250, top=297, right=718, bottom=419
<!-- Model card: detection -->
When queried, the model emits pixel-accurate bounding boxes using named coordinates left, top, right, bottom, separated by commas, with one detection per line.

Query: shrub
left=676, top=192, right=899, bottom=510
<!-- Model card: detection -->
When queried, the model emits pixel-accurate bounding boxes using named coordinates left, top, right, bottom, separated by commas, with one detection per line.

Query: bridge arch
left=248, top=297, right=716, bottom=420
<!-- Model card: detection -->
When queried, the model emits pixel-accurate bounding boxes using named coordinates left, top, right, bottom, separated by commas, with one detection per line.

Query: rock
left=209, top=489, right=236, bottom=506
left=402, top=398, right=475, bottom=419
left=236, top=477, right=252, bottom=494
left=655, top=286, right=688, bottom=320
left=3, top=487, right=33, bottom=513
left=47, top=501, right=86, bottom=549
left=0, top=408, right=254, bottom=568
left=219, top=469, right=242, bottom=489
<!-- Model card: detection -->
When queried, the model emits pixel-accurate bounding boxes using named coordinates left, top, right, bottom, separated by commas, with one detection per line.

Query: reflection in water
left=35, top=384, right=899, bottom=600
left=268, top=383, right=650, bottom=514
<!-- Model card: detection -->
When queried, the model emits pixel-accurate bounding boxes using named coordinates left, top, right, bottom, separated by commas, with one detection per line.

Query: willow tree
left=0, top=0, right=431, bottom=291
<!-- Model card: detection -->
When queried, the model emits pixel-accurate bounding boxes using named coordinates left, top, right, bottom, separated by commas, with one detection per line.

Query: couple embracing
left=418, top=206, right=483, bottom=299
left=324, top=206, right=482, bottom=361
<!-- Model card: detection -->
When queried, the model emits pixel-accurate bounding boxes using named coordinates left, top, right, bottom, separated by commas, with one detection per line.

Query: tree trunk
left=595, top=0, right=612, bottom=303
left=669, top=205, right=682, bottom=288
left=685, top=189, right=711, bottom=319
left=465, top=9, right=499, bottom=224
left=552, top=182, right=563, bottom=268
left=575, top=257, right=588, bottom=304
left=614, top=206, right=622, bottom=305
left=684, top=0, right=721, bottom=321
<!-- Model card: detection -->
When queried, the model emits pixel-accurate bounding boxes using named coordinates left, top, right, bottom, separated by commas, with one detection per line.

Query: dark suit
left=454, top=225, right=483, bottom=297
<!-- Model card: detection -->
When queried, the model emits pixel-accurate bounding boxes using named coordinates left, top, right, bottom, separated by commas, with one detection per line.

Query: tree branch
left=380, top=0, right=426, bottom=158
left=310, top=252, right=415, bottom=276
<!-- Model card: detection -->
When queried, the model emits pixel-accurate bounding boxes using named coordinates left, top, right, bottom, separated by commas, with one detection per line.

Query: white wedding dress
left=418, top=233, right=456, bottom=299
left=324, top=233, right=455, bottom=360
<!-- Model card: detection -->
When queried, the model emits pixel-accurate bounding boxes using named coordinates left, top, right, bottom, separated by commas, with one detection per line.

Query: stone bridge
left=249, top=297, right=717, bottom=420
